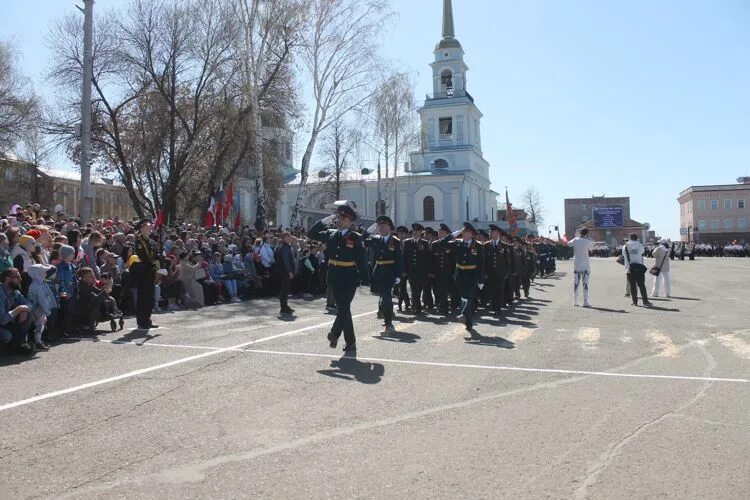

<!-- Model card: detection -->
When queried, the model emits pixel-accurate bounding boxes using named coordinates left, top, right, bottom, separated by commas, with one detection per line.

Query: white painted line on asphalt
left=242, top=349, right=750, bottom=384
left=648, top=330, right=680, bottom=358
left=715, top=333, right=750, bottom=360
left=577, top=327, right=600, bottom=350
left=0, top=310, right=378, bottom=413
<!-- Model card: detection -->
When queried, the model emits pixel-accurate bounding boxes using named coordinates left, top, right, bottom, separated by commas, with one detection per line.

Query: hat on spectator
left=127, top=255, right=141, bottom=268
left=104, top=219, right=114, bottom=228
left=25, top=229, right=42, bottom=239
left=60, top=245, right=75, bottom=260
left=134, top=219, right=152, bottom=231
left=19, top=235, right=36, bottom=250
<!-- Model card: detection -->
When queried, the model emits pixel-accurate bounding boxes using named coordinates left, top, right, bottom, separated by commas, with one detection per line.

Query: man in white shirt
left=567, top=228, right=593, bottom=307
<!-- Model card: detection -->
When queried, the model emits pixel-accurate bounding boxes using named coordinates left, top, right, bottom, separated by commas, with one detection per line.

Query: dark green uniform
left=439, top=234, right=485, bottom=328
left=484, top=239, right=511, bottom=314
left=403, top=236, right=431, bottom=314
left=308, top=220, right=368, bottom=348
left=365, top=234, right=403, bottom=327
left=522, top=246, right=535, bottom=297
left=134, top=234, right=158, bottom=328
left=430, top=238, right=455, bottom=314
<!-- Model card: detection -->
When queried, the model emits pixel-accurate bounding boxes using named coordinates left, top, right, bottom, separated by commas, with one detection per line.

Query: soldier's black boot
left=327, top=332, right=338, bottom=349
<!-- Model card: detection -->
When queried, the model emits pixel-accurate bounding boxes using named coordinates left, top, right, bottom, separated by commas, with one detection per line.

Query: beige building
left=678, top=178, right=750, bottom=243
left=564, top=196, right=632, bottom=243
left=49, top=170, right=138, bottom=220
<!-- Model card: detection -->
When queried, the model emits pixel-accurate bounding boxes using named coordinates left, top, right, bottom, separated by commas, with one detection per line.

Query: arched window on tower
left=423, top=196, right=435, bottom=221
left=441, top=70, right=453, bottom=97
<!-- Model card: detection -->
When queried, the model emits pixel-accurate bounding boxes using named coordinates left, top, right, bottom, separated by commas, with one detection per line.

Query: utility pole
left=78, top=0, right=94, bottom=222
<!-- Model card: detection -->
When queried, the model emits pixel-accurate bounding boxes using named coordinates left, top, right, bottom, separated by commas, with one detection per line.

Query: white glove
left=452, top=230, right=462, bottom=237
left=394, top=277, right=401, bottom=285
left=367, top=223, right=378, bottom=235
left=477, top=283, right=484, bottom=290
left=321, top=214, right=337, bottom=225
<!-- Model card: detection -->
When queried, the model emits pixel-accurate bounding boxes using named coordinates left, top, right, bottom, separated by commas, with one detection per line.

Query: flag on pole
left=204, top=195, right=216, bottom=228
left=506, top=188, right=519, bottom=237
left=155, top=209, right=164, bottom=228
left=215, top=181, right=225, bottom=226
left=223, top=182, right=233, bottom=222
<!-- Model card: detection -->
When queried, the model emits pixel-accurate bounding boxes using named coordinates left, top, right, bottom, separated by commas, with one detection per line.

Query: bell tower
left=431, top=0, right=469, bottom=98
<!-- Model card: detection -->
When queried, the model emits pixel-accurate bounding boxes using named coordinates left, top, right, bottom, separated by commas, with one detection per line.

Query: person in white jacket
left=622, top=233, right=651, bottom=307
left=651, top=239, right=671, bottom=297
left=567, top=227, right=593, bottom=307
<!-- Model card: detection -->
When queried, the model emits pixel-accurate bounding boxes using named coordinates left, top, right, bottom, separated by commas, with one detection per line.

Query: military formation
left=308, top=204, right=565, bottom=353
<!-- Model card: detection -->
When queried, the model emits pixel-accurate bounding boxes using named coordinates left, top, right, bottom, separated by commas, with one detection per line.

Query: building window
left=724, top=199, right=732, bottom=210
left=375, top=199, right=386, bottom=216
left=698, top=219, right=707, bottom=231
left=738, top=199, right=745, bottom=209
left=439, top=117, right=453, bottom=141
left=711, top=200, right=718, bottom=210
left=710, top=219, right=720, bottom=231
left=423, top=196, right=435, bottom=221
left=440, top=70, right=454, bottom=97
left=724, top=219, right=733, bottom=230
left=738, top=218, right=747, bottom=231
left=687, top=202, right=692, bottom=213
left=433, top=158, right=449, bottom=169
left=697, top=200, right=706, bottom=211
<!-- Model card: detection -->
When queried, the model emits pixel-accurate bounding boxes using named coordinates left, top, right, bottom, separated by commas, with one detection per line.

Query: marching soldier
left=133, top=219, right=159, bottom=330
left=512, top=237, right=525, bottom=300
left=422, top=227, right=436, bottom=310
left=403, top=223, right=431, bottom=315
left=504, top=232, right=516, bottom=308
left=438, top=222, right=485, bottom=330
left=485, top=224, right=511, bottom=316
left=365, top=216, right=403, bottom=332
left=308, top=204, right=369, bottom=353
left=521, top=241, right=535, bottom=298
left=395, top=225, right=411, bottom=312
left=431, top=223, right=455, bottom=315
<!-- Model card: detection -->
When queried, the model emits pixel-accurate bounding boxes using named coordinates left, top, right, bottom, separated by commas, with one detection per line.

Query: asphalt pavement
left=1, top=257, right=748, bottom=499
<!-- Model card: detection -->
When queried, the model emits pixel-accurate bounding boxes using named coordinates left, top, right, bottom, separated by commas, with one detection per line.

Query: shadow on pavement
left=373, top=330, right=421, bottom=343
left=113, top=330, right=161, bottom=344
left=464, top=329, right=515, bottom=349
left=582, top=306, right=628, bottom=313
left=317, top=355, right=384, bottom=384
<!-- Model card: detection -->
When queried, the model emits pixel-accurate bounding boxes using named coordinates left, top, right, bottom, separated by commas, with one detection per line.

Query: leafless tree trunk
left=521, top=186, right=545, bottom=225
left=318, top=119, right=359, bottom=200
left=289, top=0, right=391, bottom=227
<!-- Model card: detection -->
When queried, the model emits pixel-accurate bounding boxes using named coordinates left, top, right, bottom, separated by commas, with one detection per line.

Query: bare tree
left=521, top=186, right=545, bottom=226
left=370, top=71, right=417, bottom=218
left=231, top=0, right=304, bottom=230
left=317, top=119, right=359, bottom=200
left=0, top=42, right=40, bottom=155
left=288, top=0, right=391, bottom=227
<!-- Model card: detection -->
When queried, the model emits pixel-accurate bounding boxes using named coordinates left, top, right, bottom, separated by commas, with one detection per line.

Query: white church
left=242, top=0, right=503, bottom=231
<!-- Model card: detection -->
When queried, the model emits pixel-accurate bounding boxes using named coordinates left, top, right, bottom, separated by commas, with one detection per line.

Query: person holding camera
left=622, top=233, right=652, bottom=307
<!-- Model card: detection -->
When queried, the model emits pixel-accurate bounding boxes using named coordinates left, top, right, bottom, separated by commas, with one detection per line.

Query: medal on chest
left=345, top=235, right=355, bottom=248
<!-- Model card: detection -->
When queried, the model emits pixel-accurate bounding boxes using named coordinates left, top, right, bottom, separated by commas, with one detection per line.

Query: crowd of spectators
left=0, top=202, right=329, bottom=356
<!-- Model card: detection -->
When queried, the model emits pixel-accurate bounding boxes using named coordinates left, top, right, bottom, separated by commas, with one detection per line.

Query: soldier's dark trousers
left=378, top=282, right=394, bottom=326
left=398, top=279, right=410, bottom=309
left=512, top=274, right=521, bottom=299
left=136, top=267, right=155, bottom=327
left=434, top=275, right=451, bottom=313
left=521, top=273, right=531, bottom=297
left=279, top=272, right=291, bottom=310
left=455, top=270, right=479, bottom=326
left=504, top=277, right=514, bottom=306
left=486, top=275, right=505, bottom=313
left=422, top=278, right=434, bottom=309
left=331, top=282, right=357, bottom=346
left=408, top=278, right=424, bottom=312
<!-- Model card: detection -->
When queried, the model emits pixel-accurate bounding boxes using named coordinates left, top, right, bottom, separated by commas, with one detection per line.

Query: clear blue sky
left=3, top=0, right=750, bottom=239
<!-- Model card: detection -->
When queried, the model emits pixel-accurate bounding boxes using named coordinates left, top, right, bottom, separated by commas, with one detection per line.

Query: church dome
left=436, top=37, right=462, bottom=50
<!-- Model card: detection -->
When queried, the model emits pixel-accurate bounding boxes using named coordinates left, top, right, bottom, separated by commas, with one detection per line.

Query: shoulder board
left=391, top=236, right=401, bottom=242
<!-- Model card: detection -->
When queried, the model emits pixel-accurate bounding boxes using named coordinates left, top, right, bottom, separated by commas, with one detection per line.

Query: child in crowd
left=26, top=264, right=58, bottom=350
left=55, top=245, right=78, bottom=337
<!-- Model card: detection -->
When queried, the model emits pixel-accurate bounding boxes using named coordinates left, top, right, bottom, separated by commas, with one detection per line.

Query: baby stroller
left=94, top=296, right=125, bottom=332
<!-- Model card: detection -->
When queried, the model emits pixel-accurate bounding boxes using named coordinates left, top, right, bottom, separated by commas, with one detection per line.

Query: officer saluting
left=308, top=203, right=368, bottom=352
left=133, top=219, right=159, bottom=330
left=365, top=216, right=403, bottom=332
left=438, top=222, right=485, bottom=330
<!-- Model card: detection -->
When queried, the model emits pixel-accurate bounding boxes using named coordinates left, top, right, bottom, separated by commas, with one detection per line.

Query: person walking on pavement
left=402, top=223, right=431, bottom=315
left=568, top=227, right=593, bottom=307
left=431, top=223, right=455, bottom=316
left=308, top=203, right=369, bottom=353
left=438, top=222, right=485, bottom=330
left=277, top=232, right=296, bottom=315
left=485, top=224, right=511, bottom=316
left=134, top=219, right=159, bottom=329
left=365, top=216, right=403, bottom=332
left=651, top=238, right=672, bottom=298
left=395, top=226, right=411, bottom=312
left=623, top=233, right=652, bottom=307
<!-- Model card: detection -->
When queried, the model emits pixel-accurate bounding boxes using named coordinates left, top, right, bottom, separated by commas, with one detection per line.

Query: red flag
left=155, top=210, right=164, bottom=228
left=223, top=182, right=233, bottom=221
left=203, top=210, right=214, bottom=228
left=505, top=188, right=519, bottom=237
left=234, top=210, right=241, bottom=231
